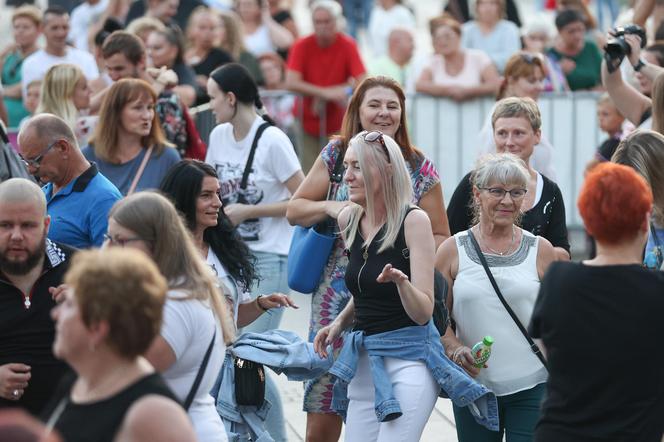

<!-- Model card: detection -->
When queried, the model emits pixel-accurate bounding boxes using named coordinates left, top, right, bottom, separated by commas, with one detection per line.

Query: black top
left=447, top=171, right=570, bottom=253
left=345, top=208, right=420, bottom=335
left=596, top=136, right=620, bottom=162
left=529, top=262, right=664, bottom=442
left=0, top=240, right=75, bottom=415
left=191, top=47, right=233, bottom=78
left=42, top=372, right=178, bottom=442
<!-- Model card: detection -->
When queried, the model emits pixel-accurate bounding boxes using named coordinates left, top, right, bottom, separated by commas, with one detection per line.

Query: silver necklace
left=477, top=224, right=515, bottom=256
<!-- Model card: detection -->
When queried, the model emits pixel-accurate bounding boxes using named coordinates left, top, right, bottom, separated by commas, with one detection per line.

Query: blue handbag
left=287, top=147, right=345, bottom=294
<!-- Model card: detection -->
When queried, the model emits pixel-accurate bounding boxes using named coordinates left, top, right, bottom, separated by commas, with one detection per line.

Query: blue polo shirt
left=44, top=163, right=122, bottom=248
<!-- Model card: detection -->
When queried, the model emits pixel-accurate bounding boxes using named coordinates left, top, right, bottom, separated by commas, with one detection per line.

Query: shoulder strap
left=467, top=230, right=548, bottom=371
left=127, top=146, right=154, bottom=196
left=183, top=329, right=216, bottom=411
left=240, top=122, right=271, bottom=191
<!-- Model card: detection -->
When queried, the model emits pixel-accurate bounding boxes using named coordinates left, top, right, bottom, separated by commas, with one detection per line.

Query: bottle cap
left=483, top=336, right=494, bottom=346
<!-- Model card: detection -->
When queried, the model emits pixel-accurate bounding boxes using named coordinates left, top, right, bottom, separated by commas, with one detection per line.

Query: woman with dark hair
left=206, top=63, right=304, bottom=442
left=546, top=9, right=602, bottom=91
left=160, top=159, right=295, bottom=326
left=286, top=75, right=450, bottom=442
left=530, top=162, right=664, bottom=441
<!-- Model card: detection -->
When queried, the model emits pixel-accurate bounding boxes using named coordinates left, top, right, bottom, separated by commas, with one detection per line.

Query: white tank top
left=453, top=229, right=547, bottom=396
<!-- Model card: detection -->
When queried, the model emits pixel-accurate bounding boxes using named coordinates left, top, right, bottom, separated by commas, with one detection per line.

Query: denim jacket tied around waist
left=329, top=321, right=499, bottom=431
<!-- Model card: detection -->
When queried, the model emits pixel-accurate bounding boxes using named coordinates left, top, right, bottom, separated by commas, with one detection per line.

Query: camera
left=605, top=25, right=646, bottom=58
left=604, top=24, right=647, bottom=70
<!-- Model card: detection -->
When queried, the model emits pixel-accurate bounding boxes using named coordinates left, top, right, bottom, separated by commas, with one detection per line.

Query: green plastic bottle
left=472, top=336, right=494, bottom=369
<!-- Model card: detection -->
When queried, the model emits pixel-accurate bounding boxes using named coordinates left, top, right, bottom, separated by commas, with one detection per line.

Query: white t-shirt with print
left=206, top=116, right=301, bottom=255
left=160, top=290, right=227, bottom=442
left=207, top=248, right=252, bottom=324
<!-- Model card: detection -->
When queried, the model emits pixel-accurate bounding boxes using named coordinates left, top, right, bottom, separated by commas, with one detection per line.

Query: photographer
left=602, top=26, right=664, bottom=130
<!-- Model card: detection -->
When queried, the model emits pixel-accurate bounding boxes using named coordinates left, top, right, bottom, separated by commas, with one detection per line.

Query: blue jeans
left=453, top=383, right=546, bottom=442
left=343, top=0, right=372, bottom=40
left=242, top=251, right=288, bottom=442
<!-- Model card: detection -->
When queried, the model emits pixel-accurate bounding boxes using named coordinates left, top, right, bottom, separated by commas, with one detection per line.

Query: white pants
left=344, top=350, right=439, bottom=442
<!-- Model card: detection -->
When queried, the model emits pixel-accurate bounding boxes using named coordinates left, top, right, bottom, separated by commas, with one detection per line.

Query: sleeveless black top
left=345, top=207, right=421, bottom=335
left=42, top=372, right=178, bottom=442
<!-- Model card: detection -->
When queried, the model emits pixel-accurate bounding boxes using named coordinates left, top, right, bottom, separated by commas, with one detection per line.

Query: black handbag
left=234, top=357, right=266, bottom=406
left=467, top=230, right=548, bottom=370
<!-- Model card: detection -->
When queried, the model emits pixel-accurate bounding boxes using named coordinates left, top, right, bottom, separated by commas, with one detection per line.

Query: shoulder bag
left=287, top=145, right=345, bottom=294
left=126, top=146, right=153, bottom=196
left=183, top=330, right=216, bottom=410
left=233, top=356, right=266, bottom=406
left=467, top=230, right=548, bottom=370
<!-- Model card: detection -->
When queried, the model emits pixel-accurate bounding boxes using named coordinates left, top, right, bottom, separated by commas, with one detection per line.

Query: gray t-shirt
left=82, top=146, right=180, bottom=195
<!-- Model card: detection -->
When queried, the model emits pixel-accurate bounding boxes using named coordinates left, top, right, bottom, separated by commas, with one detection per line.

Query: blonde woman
left=311, top=132, right=495, bottom=441
left=83, top=78, right=180, bottom=195
left=36, top=63, right=92, bottom=145
left=217, top=9, right=264, bottom=84
left=106, top=191, right=235, bottom=442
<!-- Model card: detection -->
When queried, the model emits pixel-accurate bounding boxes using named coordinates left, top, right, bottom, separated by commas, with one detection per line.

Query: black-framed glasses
left=479, top=187, right=528, bottom=200
left=103, top=233, right=144, bottom=247
left=364, top=131, right=391, bottom=163
left=19, top=139, right=59, bottom=169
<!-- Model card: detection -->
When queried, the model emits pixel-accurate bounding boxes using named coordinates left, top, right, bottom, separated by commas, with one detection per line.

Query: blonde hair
left=217, top=9, right=246, bottom=59
left=12, top=4, right=42, bottom=26
left=108, top=192, right=235, bottom=344
left=126, top=16, right=166, bottom=41
left=344, top=132, right=413, bottom=253
left=492, top=96, right=542, bottom=132
left=651, top=73, right=664, bottom=135
left=65, top=248, right=168, bottom=358
left=36, top=64, right=84, bottom=130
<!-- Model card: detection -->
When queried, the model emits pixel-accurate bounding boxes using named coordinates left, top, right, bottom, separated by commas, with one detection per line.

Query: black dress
left=41, top=372, right=178, bottom=442
left=446, top=171, right=570, bottom=254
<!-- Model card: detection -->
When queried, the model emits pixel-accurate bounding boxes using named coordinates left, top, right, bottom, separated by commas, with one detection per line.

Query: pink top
left=429, top=48, right=492, bottom=88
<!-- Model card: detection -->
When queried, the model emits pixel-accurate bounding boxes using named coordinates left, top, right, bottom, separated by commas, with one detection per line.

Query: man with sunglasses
left=0, top=178, right=72, bottom=416
left=17, top=114, right=121, bottom=249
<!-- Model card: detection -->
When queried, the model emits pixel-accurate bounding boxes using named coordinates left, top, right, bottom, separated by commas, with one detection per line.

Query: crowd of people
left=1, top=0, right=664, bottom=442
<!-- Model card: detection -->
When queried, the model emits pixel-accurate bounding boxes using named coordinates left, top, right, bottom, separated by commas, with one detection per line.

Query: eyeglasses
left=479, top=187, right=528, bottom=200
left=19, top=140, right=59, bottom=169
left=364, top=131, right=391, bottom=163
left=103, top=233, right=144, bottom=247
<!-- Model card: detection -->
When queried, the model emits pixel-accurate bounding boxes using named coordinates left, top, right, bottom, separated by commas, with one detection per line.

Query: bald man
left=367, top=27, right=417, bottom=93
left=0, top=178, right=72, bottom=416
left=18, top=114, right=121, bottom=248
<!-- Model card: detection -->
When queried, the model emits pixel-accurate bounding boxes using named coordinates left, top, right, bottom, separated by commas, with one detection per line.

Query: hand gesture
left=376, top=264, right=409, bottom=285
left=624, top=33, right=643, bottom=66
left=258, top=293, right=299, bottom=310
left=313, top=322, right=342, bottom=358
left=560, top=58, right=576, bottom=74
left=0, top=363, right=31, bottom=401
left=49, top=284, right=69, bottom=304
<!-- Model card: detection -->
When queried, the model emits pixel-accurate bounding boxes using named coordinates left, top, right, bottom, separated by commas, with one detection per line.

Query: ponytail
left=254, top=96, right=276, bottom=126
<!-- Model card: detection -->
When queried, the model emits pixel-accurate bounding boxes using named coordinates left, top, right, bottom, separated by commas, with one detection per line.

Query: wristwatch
left=633, top=59, right=646, bottom=72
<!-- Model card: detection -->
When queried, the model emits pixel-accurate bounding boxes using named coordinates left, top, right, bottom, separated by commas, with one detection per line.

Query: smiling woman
left=82, top=79, right=180, bottom=195
left=436, top=153, right=556, bottom=442
left=286, top=75, right=450, bottom=441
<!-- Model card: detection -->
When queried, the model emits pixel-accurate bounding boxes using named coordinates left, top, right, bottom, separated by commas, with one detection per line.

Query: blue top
left=44, top=163, right=122, bottom=249
left=461, top=19, right=521, bottom=73
left=81, top=146, right=181, bottom=195
left=330, top=321, right=499, bottom=430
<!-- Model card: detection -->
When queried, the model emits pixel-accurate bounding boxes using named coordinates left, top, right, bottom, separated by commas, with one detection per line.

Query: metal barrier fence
left=194, top=91, right=604, bottom=229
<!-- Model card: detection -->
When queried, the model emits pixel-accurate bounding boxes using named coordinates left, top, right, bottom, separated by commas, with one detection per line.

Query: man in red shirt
left=286, top=0, right=366, bottom=172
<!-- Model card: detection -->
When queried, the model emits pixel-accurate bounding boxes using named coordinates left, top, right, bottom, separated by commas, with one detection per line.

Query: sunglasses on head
left=364, top=131, right=391, bottom=163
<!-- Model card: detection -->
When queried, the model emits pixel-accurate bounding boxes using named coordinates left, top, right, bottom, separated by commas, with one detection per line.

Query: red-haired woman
left=529, top=162, right=664, bottom=441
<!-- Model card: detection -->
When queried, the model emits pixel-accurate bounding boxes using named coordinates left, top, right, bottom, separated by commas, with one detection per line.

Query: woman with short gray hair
left=436, top=153, right=556, bottom=441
